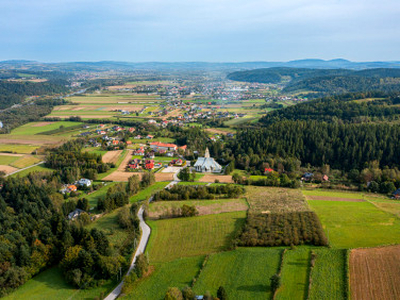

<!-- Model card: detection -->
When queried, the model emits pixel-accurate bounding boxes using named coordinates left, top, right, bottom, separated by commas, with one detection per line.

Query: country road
left=5, top=161, right=45, bottom=177
left=104, top=206, right=150, bottom=300
left=104, top=166, right=183, bottom=299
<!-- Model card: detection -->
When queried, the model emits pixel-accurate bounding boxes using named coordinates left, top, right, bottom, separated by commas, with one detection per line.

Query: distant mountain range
left=1, top=59, right=400, bottom=72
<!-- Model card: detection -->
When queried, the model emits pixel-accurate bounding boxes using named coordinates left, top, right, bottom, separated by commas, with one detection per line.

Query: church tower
left=204, top=147, right=210, bottom=158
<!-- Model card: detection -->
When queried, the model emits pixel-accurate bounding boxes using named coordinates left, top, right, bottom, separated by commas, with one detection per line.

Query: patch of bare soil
left=102, top=150, right=123, bottom=164
left=350, top=245, right=400, bottom=300
left=199, top=174, right=233, bottom=183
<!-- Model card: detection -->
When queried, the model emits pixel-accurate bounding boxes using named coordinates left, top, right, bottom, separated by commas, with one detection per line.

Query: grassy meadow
left=130, top=182, right=169, bottom=203
left=308, top=199, right=400, bottom=248
left=147, top=211, right=246, bottom=263
left=193, top=248, right=282, bottom=300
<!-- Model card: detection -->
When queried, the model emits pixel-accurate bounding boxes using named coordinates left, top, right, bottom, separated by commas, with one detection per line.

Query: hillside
left=227, top=67, right=400, bottom=97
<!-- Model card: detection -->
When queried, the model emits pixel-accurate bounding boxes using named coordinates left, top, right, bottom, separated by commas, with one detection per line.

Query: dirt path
left=350, top=245, right=400, bottom=300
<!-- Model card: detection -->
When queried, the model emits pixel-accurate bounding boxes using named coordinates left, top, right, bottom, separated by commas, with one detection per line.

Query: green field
left=147, top=211, right=246, bottom=263
left=309, top=249, right=347, bottom=300
left=4, top=267, right=115, bottom=300
left=193, top=248, right=282, bottom=300
left=275, top=248, right=309, bottom=300
left=10, top=155, right=41, bottom=168
left=124, top=256, right=203, bottom=299
left=10, top=164, right=53, bottom=177
left=86, top=206, right=130, bottom=247
left=0, top=144, right=39, bottom=154
left=130, top=182, right=169, bottom=203
left=0, top=155, right=19, bottom=165
left=176, top=181, right=209, bottom=186
left=10, top=121, right=82, bottom=135
left=81, top=182, right=118, bottom=210
left=308, top=200, right=400, bottom=248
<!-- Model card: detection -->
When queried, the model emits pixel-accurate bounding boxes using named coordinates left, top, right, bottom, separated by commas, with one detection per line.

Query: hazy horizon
left=1, top=0, right=399, bottom=62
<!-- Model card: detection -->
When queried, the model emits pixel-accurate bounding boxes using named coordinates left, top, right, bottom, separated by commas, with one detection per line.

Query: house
left=393, top=188, right=400, bottom=199
left=68, top=208, right=85, bottom=220
left=146, top=135, right=154, bottom=139
left=148, top=119, right=157, bottom=124
left=145, top=160, right=154, bottom=170
left=134, top=135, right=142, bottom=139
left=194, top=148, right=222, bottom=173
left=126, top=141, right=132, bottom=145
left=322, top=175, right=329, bottom=181
left=128, top=127, right=135, bottom=133
left=68, top=185, right=78, bottom=192
left=134, top=148, right=145, bottom=155
left=129, top=163, right=141, bottom=170
left=99, top=124, right=105, bottom=128
left=150, top=141, right=178, bottom=152
left=112, top=140, right=119, bottom=146
left=77, top=178, right=92, bottom=187
left=166, top=151, right=174, bottom=157
left=302, top=172, right=314, bottom=181
left=264, top=168, right=274, bottom=174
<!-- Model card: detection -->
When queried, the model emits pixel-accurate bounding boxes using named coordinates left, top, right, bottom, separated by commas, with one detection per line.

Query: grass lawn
left=130, top=182, right=169, bottom=203
left=193, top=248, right=282, bottom=300
left=308, top=200, right=400, bottom=248
left=275, top=248, right=309, bottom=300
left=193, top=173, right=205, bottom=181
left=81, top=182, right=118, bottom=210
left=369, top=199, right=400, bottom=218
left=86, top=206, right=130, bottom=247
left=309, top=249, right=347, bottom=300
left=177, top=181, right=209, bottom=186
left=10, top=164, right=54, bottom=177
left=124, top=256, right=203, bottom=299
left=147, top=211, right=246, bottom=263
left=4, top=267, right=115, bottom=300
left=10, top=121, right=82, bottom=135
left=0, top=155, right=20, bottom=165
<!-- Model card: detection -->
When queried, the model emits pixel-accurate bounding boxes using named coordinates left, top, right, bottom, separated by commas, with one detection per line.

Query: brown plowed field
left=0, top=165, right=18, bottom=174
left=199, top=174, right=233, bottom=183
left=102, top=171, right=173, bottom=182
left=307, top=195, right=365, bottom=202
left=102, top=150, right=123, bottom=164
left=350, top=245, right=400, bottom=300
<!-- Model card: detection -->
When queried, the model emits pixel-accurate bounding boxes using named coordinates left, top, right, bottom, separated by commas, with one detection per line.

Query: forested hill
left=0, top=79, right=69, bottom=109
left=227, top=67, right=400, bottom=97
left=259, top=92, right=400, bottom=125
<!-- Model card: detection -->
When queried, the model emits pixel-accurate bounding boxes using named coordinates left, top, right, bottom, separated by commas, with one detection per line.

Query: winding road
left=104, top=166, right=183, bottom=299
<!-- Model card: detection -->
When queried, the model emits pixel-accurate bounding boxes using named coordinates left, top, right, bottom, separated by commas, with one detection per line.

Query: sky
left=0, top=0, right=399, bottom=62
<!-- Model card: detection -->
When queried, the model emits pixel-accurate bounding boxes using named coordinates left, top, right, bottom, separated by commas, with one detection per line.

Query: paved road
left=104, top=165, right=185, bottom=299
left=5, top=161, right=45, bottom=177
left=104, top=206, right=151, bottom=300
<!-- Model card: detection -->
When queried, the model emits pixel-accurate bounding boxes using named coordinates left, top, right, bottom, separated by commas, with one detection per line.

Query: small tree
left=165, top=287, right=183, bottom=300
left=270, top=273, right=281, bottom=293
left=134, top=253, right=149, bottom=278
left=217, top=286, right=228, bottom=300
left=127, top=174, right=140, bottom=195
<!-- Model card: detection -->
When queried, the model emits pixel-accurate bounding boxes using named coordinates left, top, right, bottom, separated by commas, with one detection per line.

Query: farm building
left=194, top=148, right=222, bottom=173
left=77, top=178, right=92, bottom=187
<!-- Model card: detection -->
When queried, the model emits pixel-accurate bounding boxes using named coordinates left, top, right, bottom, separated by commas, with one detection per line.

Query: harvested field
left=32, top=122, right=54, bottom=127
left=0, top=153, right=24, bottom=157
left=0, top=165, right=18, bottom=174
left=199, top=174, right=233, bottom=183
left=0, top=137, right=65, bottom=146
left=155, top=173, right=174, bottom=181
left=205, top=128, right=234, bottom=135
left=246, top=186, right=309, bottom=213
left=101, top=150, right=123, bottom=164
left=103, top=171, right=173, bottom=182
left=50, top=115, right=113, bottom=119
left=306, top=195, right=365, bottom=202
left=350, top=245, right=400, bottom=300
left=148, top=199, right=248, bottom=219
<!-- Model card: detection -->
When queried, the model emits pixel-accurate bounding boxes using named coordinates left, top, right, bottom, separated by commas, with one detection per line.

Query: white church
left=194, top=148, right=222, bottom=173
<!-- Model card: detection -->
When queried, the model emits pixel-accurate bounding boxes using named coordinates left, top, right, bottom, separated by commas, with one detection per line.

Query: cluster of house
left=60, top=178, right=92, bottom=194
left=128, top=157, right=184, bottom=171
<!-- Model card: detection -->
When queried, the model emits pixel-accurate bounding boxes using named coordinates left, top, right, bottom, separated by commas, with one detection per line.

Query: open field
left=9, top=165, right=53, bottom=177
left=10, top=155, right=42, bottom=168
left=148, top=198, right=248, bottom=218
left=193, top=248, right=282, bottom=300
left=306, top=195, right=365, bottom=202
left=303, top=189, right=390, bottom=202
left=350, top=245, right=400, bottom=300
left=10, top=121, right=83, bottom=135
left=130, top=182, right=169, bottom=203
left=102, top=150, right=123, bottom=164
left=3, top=267, right=115, bottom=300
left=309, top=249, right=347, bottom=300
left=204, top=128, right=234, bottom=135
left=247, top=186, right=309, bottom=213
left=275, top=248, right=309, bottom=300
left=124, top=256, right=203, bottom=299
left=308, top=199, right=400, bottom=248
left=103, top=171, right=174, bottom=182
left=87, top=206, right=130, bottom=247
left=0, top=144, right=39, bottom=153
left=69, top=94, right=162, bottom=104
left=82, top=182, right=118, bottom=209
left=369, top=200, right=400, bottom=218
left=0, top=134, right=66, bottom=146
left=147, top=211, right=246, bottom=263
left=198, top=174, right=233, bottom=183
left=0, top=165, right=18, bottom=174
left=0, top=155, right=20, bottom=165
